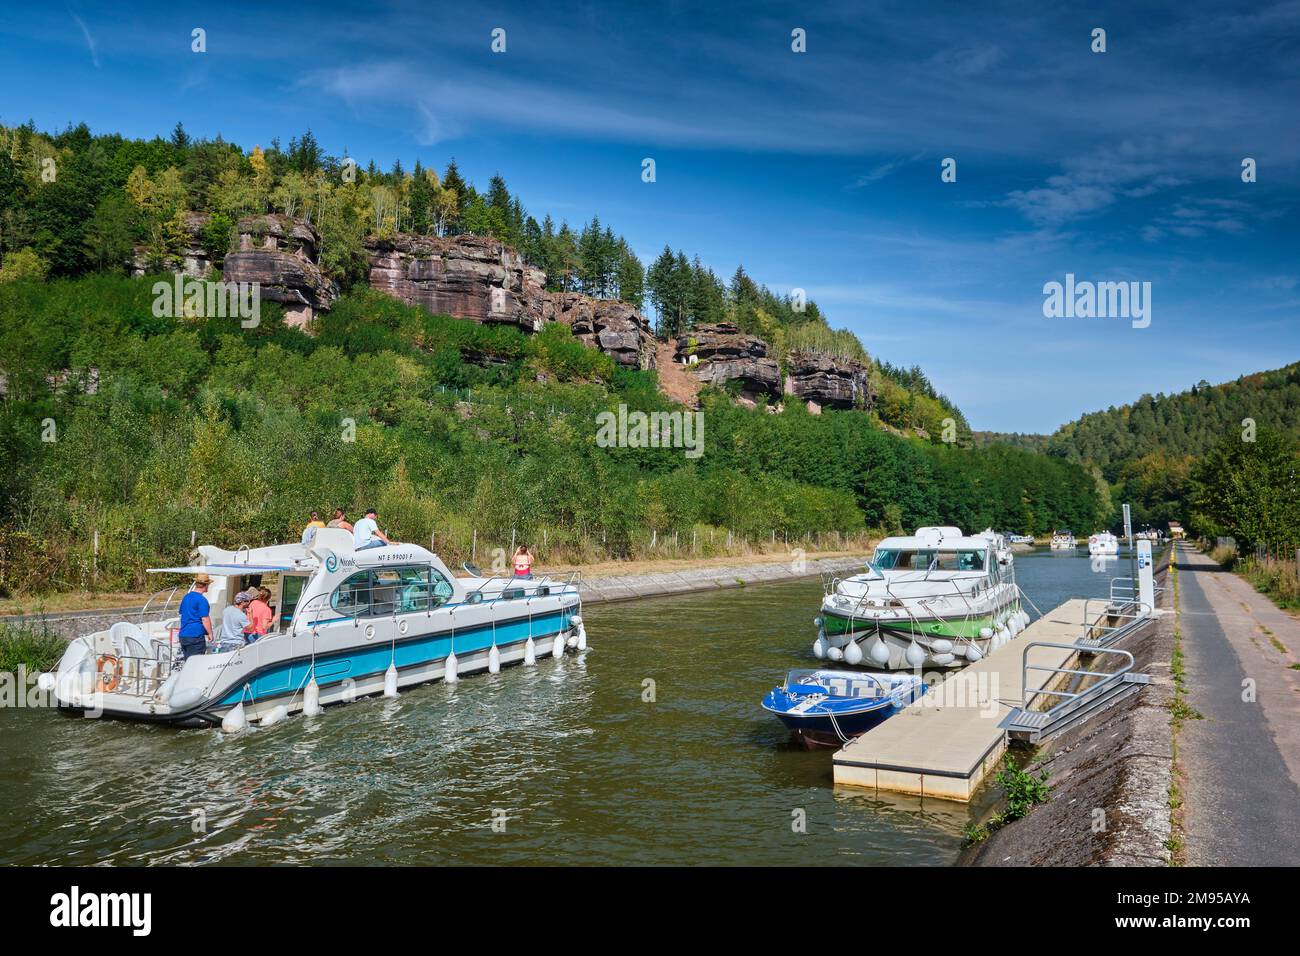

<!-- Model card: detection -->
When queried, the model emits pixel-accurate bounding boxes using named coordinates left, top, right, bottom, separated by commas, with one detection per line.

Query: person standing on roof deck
left=327, top=508, right=353, bottom=532
left=353, top=508, right=392, bottom=551
left=513, top=545, right=533, bottom=579
left=177, top=573, right=213, bottom=658
left=222, top=590, right=252, bottom=644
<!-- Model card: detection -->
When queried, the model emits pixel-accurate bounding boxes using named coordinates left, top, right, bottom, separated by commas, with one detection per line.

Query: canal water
left=0, top=547, right=1127, bottom=866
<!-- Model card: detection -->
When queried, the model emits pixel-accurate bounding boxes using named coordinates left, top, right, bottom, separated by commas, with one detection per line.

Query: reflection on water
left=0, top=547, right=1118, bottom=865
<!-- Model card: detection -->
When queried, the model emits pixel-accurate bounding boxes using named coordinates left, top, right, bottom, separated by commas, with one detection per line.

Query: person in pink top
left=244, top=586, right=274, bottom=641
left=512, top=545, right=533, bottom=579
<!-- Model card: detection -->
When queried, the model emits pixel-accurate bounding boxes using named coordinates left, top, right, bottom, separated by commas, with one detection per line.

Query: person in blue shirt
left=177, top=573, right=214, bottom=658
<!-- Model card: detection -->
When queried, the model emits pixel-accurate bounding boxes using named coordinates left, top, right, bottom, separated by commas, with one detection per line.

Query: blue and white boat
left=43, top=528, right=586, bottom=729
left=761, top=669, right=924, bottom=747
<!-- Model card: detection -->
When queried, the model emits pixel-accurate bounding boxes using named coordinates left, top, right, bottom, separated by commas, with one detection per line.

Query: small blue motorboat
left=762, top=669, right=925, bottom=747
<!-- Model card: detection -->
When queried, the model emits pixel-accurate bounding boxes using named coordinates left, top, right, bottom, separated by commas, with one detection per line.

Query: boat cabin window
left=330, top=566, right=454, bottom=617
left=279, top=574, right=309, bottom=627
left=873, top=549, right=987, bottom=572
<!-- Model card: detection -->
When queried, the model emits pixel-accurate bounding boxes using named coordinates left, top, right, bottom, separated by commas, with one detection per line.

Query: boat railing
left=464, top=570, right=583, bottom=606
left=290, top=590, right=359, bottom=635
left=98, top=653, right=176, bottom=699
left=139, top=585, right=180, bottom=620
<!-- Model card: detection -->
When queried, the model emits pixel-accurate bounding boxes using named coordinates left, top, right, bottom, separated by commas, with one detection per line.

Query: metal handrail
left=140, top=586, right=179, bottom=619
left=98, top=653, right=175, bottom=698
left=290, top=589, right=360, bottom=635
left=1020, top=641, right=1136, bottom=712
left=464, top=570, right=582, bottom=605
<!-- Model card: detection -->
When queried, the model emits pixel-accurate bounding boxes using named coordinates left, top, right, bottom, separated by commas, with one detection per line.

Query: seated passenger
left=353, top=508, right=392, bottom=551
left=222, top=590, right=252, bottom=644
left=326, top=508, right=354, bottom=532
left=301, top=510, right=325, bottom=546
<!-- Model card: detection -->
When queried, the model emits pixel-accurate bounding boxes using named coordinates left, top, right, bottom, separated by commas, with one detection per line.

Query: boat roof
left=876, top=534, right=993, bottom=551
left=147, top=528, right=441, bottom=576
left=147, top=563, right=302, bottom=575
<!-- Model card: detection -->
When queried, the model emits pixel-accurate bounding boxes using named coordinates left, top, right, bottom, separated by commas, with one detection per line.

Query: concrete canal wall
left=2, top=554, right=869, bottom=640
left=963, top=550, right=1175, bottom=866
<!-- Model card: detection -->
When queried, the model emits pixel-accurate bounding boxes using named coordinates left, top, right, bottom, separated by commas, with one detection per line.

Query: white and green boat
left=813, top=527, right=1029, bottom=670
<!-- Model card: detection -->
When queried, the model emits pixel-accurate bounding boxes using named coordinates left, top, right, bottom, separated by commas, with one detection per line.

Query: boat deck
left=832, top=598, right=1092, bottom=801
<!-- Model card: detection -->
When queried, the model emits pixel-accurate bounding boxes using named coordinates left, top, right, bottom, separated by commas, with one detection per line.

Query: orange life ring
left=96, top=654, right=121, bottom=693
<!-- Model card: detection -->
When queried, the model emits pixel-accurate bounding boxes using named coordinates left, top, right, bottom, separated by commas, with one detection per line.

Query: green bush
left=0, top=624, right=67, bottom=673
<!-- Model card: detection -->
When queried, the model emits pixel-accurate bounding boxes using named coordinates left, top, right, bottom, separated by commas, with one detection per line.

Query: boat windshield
left=785, top=670, right=884, bottom=698
left=872, top=549, right=986, bottom=572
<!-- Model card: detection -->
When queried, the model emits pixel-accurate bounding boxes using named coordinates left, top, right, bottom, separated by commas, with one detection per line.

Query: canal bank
left=962, top=548, right=1175, bottom=866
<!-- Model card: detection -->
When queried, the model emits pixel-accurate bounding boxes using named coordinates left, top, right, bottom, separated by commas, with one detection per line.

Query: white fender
left=576, top=622, right=588, bottom=651
left=812, top=636, right=827, bottom=659
left=260, top=704, right=288, bottom=727
left=869, top=637, right=891, bottom=665
left=843, top=640, right=864, bottom=666
left=827, top=645, right=844, bottom=662
left=931, top=639, right=953, bottom=655
left=964, top=643, right=983, bottom=662
left=488, top=644, right=501, bottom=674
left=524, top=636, right=537, bottom=666
left=444, top=650, right=459, bottom=684
left=995, top=626, right=1009, bottom=647
left=552, top=633, right=565, bottom=659
left=931, top=652, right=955, bottom=666
left=303, top=679, right=322, bottom=716
left=905, top=641, right=926, bottom=668
left=383, top=662, right=399, bottom=697
left=221, top=702, right=247, bottom=733
left=979, top=626, right=994, bottom=641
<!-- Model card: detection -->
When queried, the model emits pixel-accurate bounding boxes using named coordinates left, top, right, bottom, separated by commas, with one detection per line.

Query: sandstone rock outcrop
left=367, top=234, right=548, bottom=332
left=366, top=234, right=656, bottom=369
left=785, top=349, right=871, bottom=410
left=222, top=214, right=336, bottom=328
left=130, top=212, right=214, bottom=279
left=551, top=293, right=656, bottom=370
left=674, top=323, right=781, bottom=398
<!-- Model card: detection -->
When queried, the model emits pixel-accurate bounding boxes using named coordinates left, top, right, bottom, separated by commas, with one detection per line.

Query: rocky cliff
left=368, top=234, right=547, bottom=331
left=130, top=212, right=214, bottom=280
left=366, top=234, right=656, bottom=370
left=221, top=214, right=336, bottom=328
left=785, top=349, right=871, bottom=411
left=550, top=293, right=656, bottom=370
left=674, top=323, right=781, bottom=398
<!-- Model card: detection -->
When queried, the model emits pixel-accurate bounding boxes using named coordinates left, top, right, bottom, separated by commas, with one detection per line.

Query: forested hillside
left=0, top=121, right=961, bottom=438
left=0, top=121, right=1115, bottom=595
left=971, top=364, right=1300, bottom=547
left=1044, top=364, right=1300, bottom=481
left=0, top=275, right=1104, bottom=595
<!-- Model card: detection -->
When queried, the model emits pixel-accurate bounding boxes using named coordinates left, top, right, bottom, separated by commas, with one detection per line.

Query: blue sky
left=2, top=1, right=1297, bottom=432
